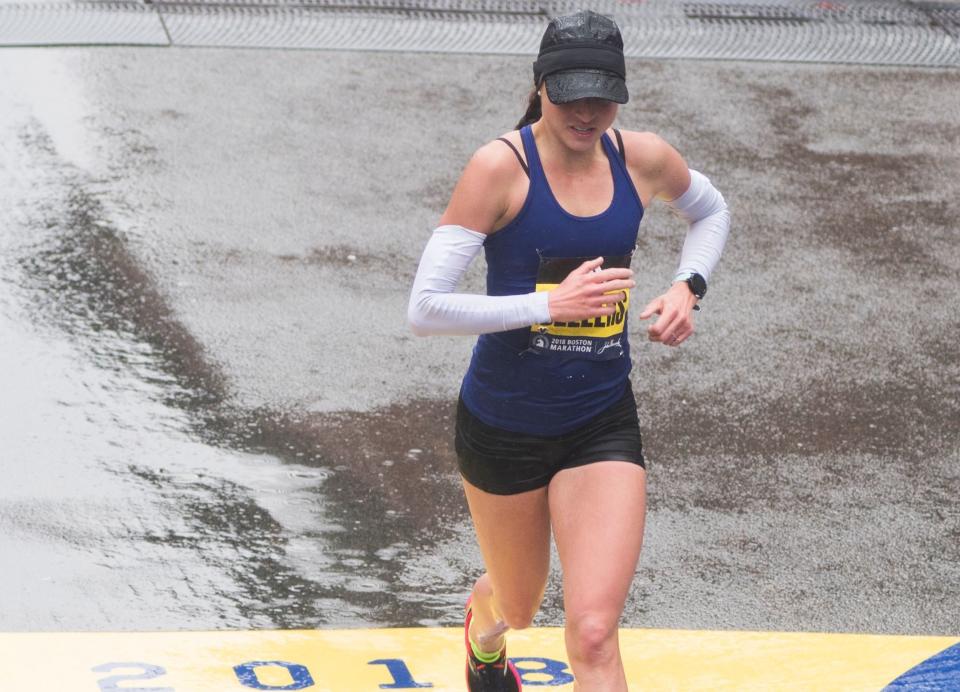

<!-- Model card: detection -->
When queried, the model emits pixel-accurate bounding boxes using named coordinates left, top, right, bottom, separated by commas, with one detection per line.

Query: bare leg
left=462, top=478, right=552, bottom=653
left=548, top=462, right=647, bottom=692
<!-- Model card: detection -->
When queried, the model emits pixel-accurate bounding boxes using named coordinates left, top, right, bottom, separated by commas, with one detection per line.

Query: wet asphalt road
left=0, top=46, right=958, bottom=637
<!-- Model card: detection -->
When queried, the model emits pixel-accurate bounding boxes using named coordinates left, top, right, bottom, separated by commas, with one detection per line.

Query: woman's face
left=539, top=87, right=619, bottom=152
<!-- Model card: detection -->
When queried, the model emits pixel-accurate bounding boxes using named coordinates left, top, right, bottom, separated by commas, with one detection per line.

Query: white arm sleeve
left=407, top=224, right=552, bottom=336
left=667, top=169, right=731, bottom=284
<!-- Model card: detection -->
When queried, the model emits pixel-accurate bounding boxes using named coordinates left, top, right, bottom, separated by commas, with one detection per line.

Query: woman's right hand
left=547, top=257, right=635, bottom=323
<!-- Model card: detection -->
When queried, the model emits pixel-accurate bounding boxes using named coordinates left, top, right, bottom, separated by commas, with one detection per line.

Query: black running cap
left=532, top=10, right=628, bottom=105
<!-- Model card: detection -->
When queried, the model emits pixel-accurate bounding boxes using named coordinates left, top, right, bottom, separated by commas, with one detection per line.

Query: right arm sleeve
left=407, top=225, right=552, bottom=336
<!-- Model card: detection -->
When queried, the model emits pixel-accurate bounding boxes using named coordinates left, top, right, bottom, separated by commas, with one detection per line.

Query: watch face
left=687, top=273, right=707, bottom=299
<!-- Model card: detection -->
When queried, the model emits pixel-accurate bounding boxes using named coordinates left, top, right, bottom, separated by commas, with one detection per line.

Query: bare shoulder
left=451, top=135, right=525, bottom=187
left=472, top=132, right=526, bottom=173
left=439, top=135, right=527, bottom=231
left=615, top=129, right=691, bottom=201
left=617, top=130, right=680, bottom=173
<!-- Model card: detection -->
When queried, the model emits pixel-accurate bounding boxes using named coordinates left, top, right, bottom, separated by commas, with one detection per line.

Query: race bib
left=528, top=254, right=632, bottom=360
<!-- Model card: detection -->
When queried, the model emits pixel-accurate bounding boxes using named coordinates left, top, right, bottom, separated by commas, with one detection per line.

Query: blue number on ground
left=368, top=659, right=433, bottom=688
left=510, top=657, right=575, bottom=686
left=883, top=641, right=960, bottom=690
left=92, top=662, right=174, bottom=692
left=233, top=661, right=315, bottom=690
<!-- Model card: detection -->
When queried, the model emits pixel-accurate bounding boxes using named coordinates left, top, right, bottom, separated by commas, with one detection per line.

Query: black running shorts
left=455, top=381, right=645, bottom=495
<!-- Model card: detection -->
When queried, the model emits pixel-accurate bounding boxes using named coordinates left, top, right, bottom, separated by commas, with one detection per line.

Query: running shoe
left=464, top=596, right=523, bottom=691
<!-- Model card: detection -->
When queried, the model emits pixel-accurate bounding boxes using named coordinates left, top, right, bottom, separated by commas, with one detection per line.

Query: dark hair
left=515, top=86, right=542, bottom=130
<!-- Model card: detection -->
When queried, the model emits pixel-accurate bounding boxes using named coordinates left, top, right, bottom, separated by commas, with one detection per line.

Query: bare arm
left=438, top=141, right=520, bottom=233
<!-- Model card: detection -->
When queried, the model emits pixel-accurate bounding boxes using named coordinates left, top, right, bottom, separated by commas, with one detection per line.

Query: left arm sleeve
left=666, top=169, right=731, bottom=283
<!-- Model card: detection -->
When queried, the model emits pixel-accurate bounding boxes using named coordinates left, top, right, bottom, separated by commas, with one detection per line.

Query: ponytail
left=514, top=86, right=542, bottom=130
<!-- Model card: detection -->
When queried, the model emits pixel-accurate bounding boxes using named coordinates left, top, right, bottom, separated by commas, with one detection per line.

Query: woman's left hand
left=638, top=282, right=699, bottom=347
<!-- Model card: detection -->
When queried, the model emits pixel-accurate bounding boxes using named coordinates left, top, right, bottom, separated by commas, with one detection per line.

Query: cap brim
left=544, top=69, right=628, bottom=105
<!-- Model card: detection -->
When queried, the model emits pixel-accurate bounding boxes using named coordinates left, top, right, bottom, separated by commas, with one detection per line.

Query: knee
left=497, top=601, right=538, bottom=631
left=474, top=575, right=540, bottom=631
left=565, top=612, right=619, bottom=666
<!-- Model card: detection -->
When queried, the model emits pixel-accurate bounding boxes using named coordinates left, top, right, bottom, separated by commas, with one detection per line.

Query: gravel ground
left=0, top=45, right=957, bottom=635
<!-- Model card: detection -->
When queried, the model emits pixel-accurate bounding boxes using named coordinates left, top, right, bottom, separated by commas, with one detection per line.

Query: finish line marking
left=2, top=628, right=957, bottom=690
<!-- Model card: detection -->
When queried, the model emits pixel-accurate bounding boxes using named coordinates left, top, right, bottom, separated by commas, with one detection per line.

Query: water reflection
left=4, top=115, right=478, bottom=632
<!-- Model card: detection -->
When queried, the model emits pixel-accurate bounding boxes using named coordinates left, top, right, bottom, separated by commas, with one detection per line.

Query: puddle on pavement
left=2, top=118, right=478, bottom=631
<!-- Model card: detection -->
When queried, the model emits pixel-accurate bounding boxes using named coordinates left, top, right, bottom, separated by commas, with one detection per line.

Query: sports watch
left=684, top=272, right=707, bottom=300
left=674, top=272, right=706, bottom=311
left=673, top=272, right=707, bottom=300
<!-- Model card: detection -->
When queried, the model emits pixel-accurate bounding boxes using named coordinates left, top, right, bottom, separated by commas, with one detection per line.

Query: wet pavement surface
left=1, top=46, right=958, bottom=636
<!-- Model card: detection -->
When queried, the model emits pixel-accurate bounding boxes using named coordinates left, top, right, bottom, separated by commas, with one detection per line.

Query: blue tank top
left=461, top=125, right=644, bottom=435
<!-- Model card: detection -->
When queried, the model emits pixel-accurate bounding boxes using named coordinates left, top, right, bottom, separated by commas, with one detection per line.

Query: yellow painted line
left=1, top=627, right=957, bottom=691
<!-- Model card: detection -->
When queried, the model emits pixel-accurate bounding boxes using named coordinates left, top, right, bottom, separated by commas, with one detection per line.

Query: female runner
left=408, top=9, right=730, bottom=691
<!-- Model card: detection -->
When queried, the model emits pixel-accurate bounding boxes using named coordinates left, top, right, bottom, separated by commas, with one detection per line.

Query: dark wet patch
left=747, top=83, right=819, bottom=140
left=697, top=78, right=953, bottom=277
left=919, top=322, right=960, bottom=372
left=124, top=391, right=470, bottom=628
left=649, top=376, right=953, bottom=464
left=128, top=463, right=415, bottom=628
left=644, top=371, right=959, bottom=514
left=783, top=145, right=945, bottom=274
left=18, top=118, right=60, bottom=158
left=19, top=183, right=227, bottom=409
left=194, top=399, right=471, bottom=626
left=15, top=130, right=470, bottom=626
left=216, top=398, right=463, bottom=525
left=99, top=124, right=163, bottom=171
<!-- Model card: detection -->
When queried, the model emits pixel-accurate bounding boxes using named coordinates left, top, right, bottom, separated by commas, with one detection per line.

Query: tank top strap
left=600, top=131, right=625, bottom=184
left=601, top=130, right=644, bottom=210
left=519, top=125, right=547, bottom=188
